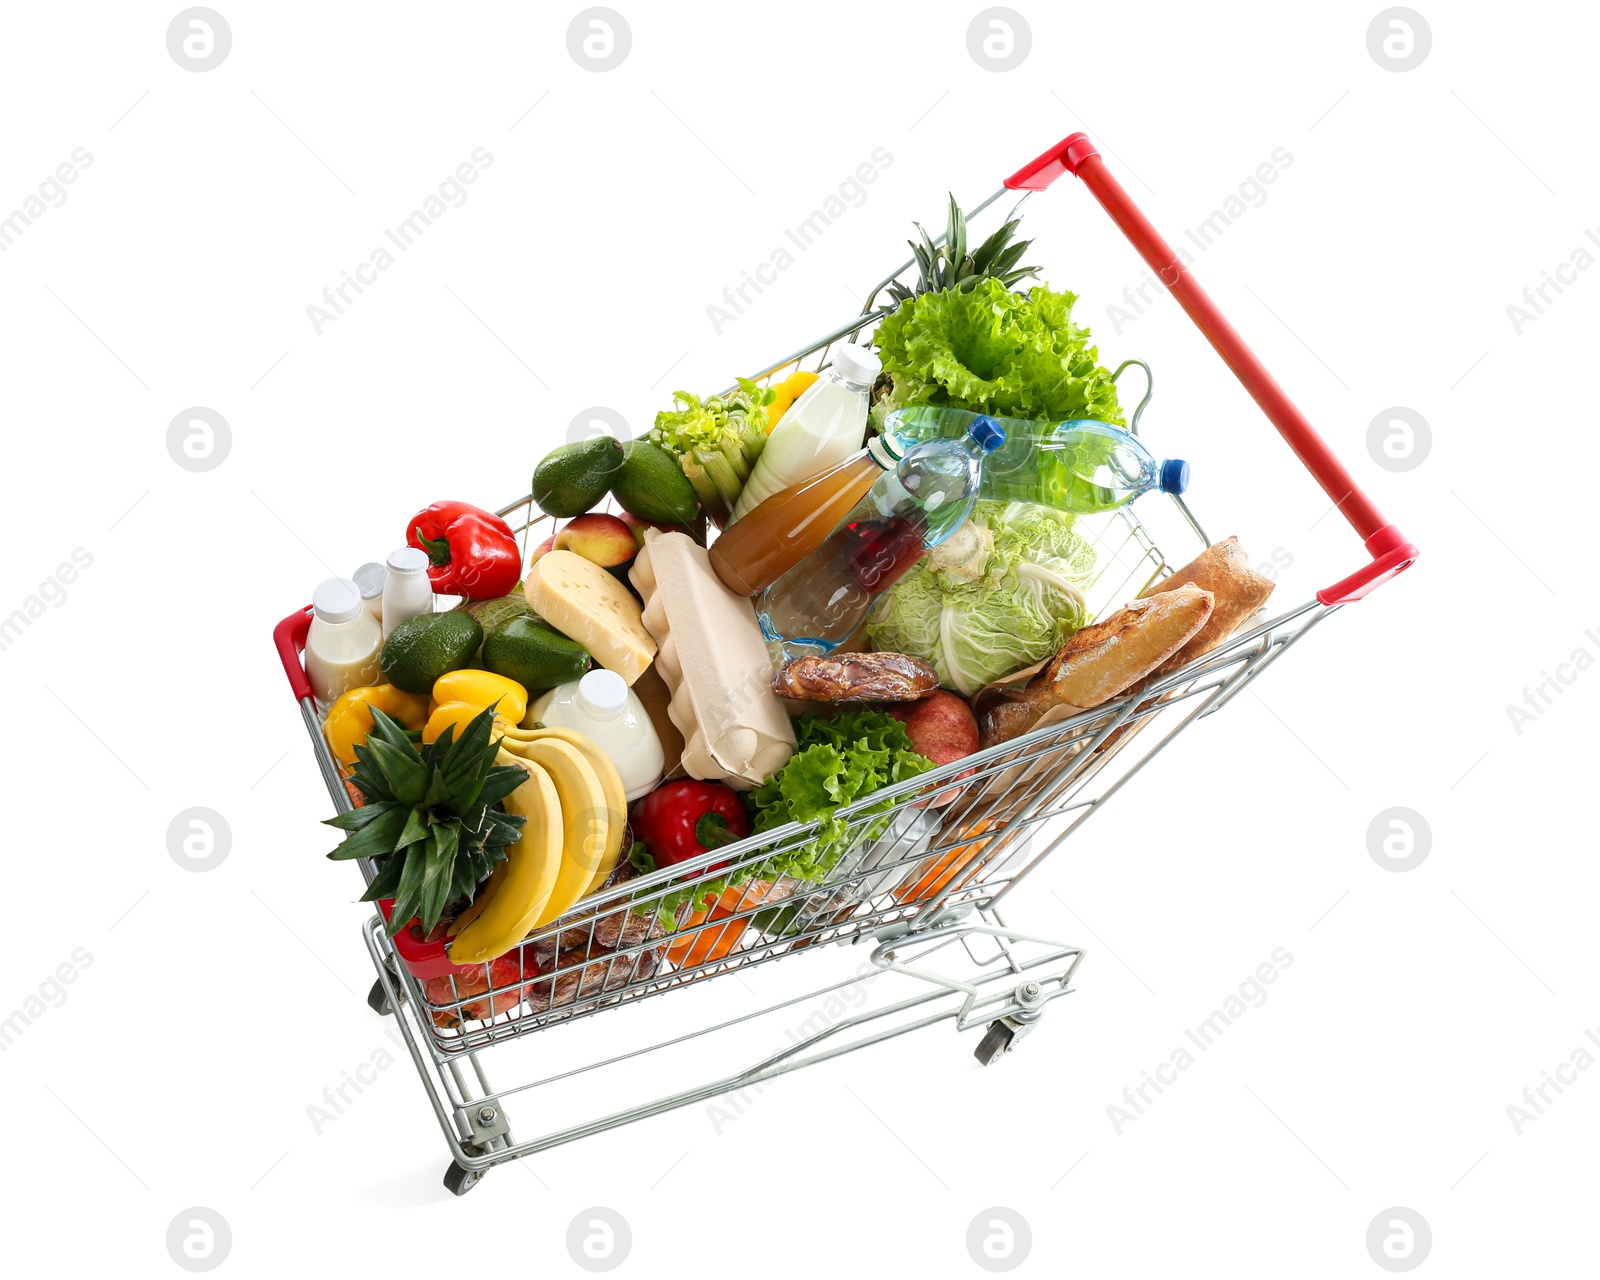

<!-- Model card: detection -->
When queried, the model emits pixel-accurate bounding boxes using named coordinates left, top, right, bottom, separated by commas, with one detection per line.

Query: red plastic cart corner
left=1007, top=132, right=1419, bottom=605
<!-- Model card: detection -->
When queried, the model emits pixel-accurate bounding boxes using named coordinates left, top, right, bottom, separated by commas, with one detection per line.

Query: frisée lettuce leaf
left=629, top=710, right=933, bottom=931
left=873, top=277, right=1123, bottom=426
left=746, top=709, right=933, bottom=884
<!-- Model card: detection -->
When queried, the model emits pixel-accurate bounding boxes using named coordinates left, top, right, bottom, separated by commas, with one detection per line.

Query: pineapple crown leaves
left=323, top=704, right=527, bottom=937
left=886, top=193, right=1040, bottom=304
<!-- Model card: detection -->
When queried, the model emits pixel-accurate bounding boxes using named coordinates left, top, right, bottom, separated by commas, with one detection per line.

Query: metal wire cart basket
left=273, top=133, right=1418, bottom=1195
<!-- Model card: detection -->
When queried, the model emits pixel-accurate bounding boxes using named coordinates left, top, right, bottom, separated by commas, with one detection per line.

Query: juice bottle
left=708, top=433, right=904, bottom=596
left=756, top=417, right=1004, bottom=661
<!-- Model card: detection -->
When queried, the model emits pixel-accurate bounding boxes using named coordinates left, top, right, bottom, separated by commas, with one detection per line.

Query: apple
left=529, top=532, right=557, bottom=566
left=888, top=690, right=979, bottom=807
left=618, top=510, right=692, bottom=551
left=554, top=512, right=636, bottom=569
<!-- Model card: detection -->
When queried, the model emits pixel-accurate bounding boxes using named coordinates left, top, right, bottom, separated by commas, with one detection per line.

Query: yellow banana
left=448, top=751, right=563, bottom=965
left=500, top=726, right=627, bottom=894
left=505, top=737, right=611, bottom=929
left=446, top=861, right=503, bottom=939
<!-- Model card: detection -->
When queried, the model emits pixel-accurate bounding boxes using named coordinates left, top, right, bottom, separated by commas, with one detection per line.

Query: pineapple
left=885, top=194, right=1040, bottom=304
left=324, top=705, right=526, bottom=937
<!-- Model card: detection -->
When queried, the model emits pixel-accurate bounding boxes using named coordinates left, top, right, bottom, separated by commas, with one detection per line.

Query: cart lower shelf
left=361, top=908, right=1082, bottom=1195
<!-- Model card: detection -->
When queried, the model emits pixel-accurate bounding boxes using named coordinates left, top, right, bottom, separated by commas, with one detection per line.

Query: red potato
left=554, top=512, right=637, bottom=569
left=888, top=690, right=980, bottom=807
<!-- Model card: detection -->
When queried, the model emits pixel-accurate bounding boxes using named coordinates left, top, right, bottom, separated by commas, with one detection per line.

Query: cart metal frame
left=274, top=134, right=1415, bottom=1194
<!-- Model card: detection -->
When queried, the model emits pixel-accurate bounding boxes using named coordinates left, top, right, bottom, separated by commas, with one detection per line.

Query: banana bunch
left=447, top=726, right=627, bottom=965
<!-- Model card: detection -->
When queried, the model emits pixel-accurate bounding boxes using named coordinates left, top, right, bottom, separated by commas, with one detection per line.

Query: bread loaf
left=1137, top=536, right=1274, bottom=675
left=975, top=584, right=1214, bottom=747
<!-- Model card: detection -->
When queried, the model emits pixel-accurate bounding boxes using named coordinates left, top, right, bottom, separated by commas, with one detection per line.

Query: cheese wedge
left=525, top=550, right=656, bottom=685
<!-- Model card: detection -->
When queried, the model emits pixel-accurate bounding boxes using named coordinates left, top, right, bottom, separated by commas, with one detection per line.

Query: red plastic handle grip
left=1005, top=134, right=1101, bottom=192
left=1036, top=133, right=1417, bottom=602
left=274, top=606, right=314, bottom=702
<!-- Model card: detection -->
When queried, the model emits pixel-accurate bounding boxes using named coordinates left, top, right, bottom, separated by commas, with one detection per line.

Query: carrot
left=666, top=882, right=771, bottom=969
left=893, top=819, right=1003, bottom=905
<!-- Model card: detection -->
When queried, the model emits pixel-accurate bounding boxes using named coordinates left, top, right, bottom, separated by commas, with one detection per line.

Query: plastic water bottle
left=885, top=406, right=1188, bottom=513
left=756, top=418, right=1005, bottom=661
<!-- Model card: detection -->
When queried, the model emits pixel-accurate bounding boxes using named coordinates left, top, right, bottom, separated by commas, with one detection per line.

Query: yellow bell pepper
left=323, top=685, right=430, bottom=767
left=765, top=370, right=819, bottom=433
left=422, top=701, right=514, bottom=745
left=431, top=670, right=528, bottom=723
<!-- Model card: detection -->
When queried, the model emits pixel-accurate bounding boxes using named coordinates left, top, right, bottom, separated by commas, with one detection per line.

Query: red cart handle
left=1008, top=134, right=1418, bottom=604
left=274, top=605, right=314, bottom=702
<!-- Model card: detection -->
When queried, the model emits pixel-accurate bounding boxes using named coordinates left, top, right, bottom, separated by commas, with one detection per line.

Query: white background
left=1, top=1, right=1593, bottom=1275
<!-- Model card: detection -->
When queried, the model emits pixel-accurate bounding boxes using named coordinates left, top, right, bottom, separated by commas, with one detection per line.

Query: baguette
left=975, top=585, right=1214, bottom=747
left=1137, top=536, right=1274, bottom=675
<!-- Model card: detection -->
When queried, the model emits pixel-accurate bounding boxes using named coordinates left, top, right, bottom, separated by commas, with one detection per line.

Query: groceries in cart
left=316, top=192, right=1280, bottom=1030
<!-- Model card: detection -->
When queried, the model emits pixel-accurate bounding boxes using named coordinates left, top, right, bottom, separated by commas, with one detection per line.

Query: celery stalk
left=697, top=448, right=745, bottom=513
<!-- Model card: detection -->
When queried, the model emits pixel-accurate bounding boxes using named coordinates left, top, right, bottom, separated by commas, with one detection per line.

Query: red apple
left=618, top=510, right=691, bottom=551
left=554, top=513, right=636, bottom=569
left=889, top=690, right=980, bottom=807
left=529, top=532, right=557, bottom=566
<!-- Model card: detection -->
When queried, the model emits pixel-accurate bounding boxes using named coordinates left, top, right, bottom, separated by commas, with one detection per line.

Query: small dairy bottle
left=730, top=344, right=881, bottom=521
left=305, top=578, right=383, bottom=711
left=381, top=546, right=434, bottom=638
left=530, top=669, right=665, bottom=802
left=351, top=562, right=386, bottom=624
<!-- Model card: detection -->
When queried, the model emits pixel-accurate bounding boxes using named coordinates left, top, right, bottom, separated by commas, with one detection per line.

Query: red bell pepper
left=630, top=780, right=750, bottom=875
left=407, top=500, right=522, bottom=600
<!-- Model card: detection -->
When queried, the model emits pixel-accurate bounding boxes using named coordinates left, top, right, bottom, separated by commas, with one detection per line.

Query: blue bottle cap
left=967, top=415, right=1006, bottom=453
left=1159, top=458, right=1190, bottom=495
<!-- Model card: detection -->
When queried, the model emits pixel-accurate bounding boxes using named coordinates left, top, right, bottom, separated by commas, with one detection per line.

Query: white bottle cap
left=829, top=344, right=882, bottom=387
left=386, top=546, right=430, bottom=575
left=574, top=669, right=628, bottom=720
left=312, top=578, right=363, bottom=625
left=351, top=562, right=386, bottom=601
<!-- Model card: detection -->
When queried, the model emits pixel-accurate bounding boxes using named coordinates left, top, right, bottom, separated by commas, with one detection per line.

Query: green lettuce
left=630, top=709, right=933, bottom=930
left=747, top=709, right=933, bottom=883
left=873, top=277, right=1123, bottom=425
left=863, top=500, right=1096, bottom=695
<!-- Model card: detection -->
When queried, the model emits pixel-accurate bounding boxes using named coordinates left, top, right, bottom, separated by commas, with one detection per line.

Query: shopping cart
left=273, top=133, right=1416, bottom=1195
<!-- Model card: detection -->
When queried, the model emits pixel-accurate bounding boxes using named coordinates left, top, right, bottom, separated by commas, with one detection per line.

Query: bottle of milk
left=305, top=578, right=383, bottom=711
left=530, top=669, right=665, bottom=802
left=380, top=546, right=434, bottom=638
left=729, top=344, right=881, bottom=522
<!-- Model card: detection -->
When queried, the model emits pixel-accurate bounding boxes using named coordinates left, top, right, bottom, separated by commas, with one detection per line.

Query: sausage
left=774, top=652, right=940, bottom=702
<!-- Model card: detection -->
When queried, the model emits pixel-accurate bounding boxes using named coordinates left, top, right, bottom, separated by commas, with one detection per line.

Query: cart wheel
left=366, top=978, right=393, bottom=1017
left=443, top=1160, right=484, bottom=1196
left=974, top=1020, right=1016, bottom=1066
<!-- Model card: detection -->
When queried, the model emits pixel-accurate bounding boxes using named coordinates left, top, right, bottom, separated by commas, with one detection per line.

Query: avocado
left=379, top=611, right=483, bottom=694
left=611, top=439, right=699, bottom=524
left=481, top=616, right=591, bottom=692
left=456, top=591, right=538, bottom=636
left=533, top=437, right=624, bottom=517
